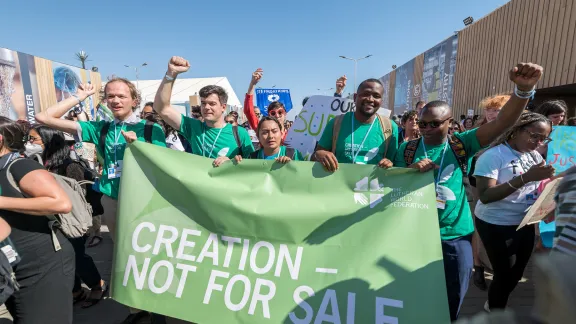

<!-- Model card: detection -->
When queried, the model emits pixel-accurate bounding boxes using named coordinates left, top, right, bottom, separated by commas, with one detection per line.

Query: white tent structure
left=131, top=77, right=242, bottom=116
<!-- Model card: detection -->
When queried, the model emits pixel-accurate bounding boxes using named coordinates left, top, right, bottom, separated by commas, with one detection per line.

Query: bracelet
left=507, top=181, right=519, bottom=190
left=514, top=85, right=536, bottom=99
left=164, top=74, right=175, bottom=81
left=520, top=174, right=526, bottom=185
left=71, top=94, right=82, bottom=105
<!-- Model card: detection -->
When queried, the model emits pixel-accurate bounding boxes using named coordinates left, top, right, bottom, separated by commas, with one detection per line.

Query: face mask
left=25, top=143, right=43, bottom=156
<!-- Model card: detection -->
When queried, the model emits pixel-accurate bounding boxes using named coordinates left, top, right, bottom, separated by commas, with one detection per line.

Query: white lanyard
left=201, top=124, right=224, bottom=158
left=113, top=122, right=125, bottom=164
left=421, top=139, right=449, bottom=186
left=351, top=115, right=376, bottom=163
left=260, top=147, right=282, bottom=159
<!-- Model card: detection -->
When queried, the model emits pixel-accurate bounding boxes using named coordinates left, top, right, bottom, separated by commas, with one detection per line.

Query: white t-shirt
left=166, top=133, right=185, bottom=152
left=474, top=143, right=543, bottom=226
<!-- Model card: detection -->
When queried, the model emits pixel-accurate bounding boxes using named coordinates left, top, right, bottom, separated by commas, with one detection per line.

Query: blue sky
left=2, top=0, right=509, bottom=119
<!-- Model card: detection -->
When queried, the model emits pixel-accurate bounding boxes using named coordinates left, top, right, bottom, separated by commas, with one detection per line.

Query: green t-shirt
left=394, top=129, right=483, bottom=240
left=251, top=146, right=304, bottom=161
left=179, top=115, right=255, bottom=158
left=318, top=112, right=399, bottom=164
left=79, top=120, right=167, bottom=199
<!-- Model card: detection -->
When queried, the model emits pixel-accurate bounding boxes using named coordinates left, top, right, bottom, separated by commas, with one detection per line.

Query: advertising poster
left=0, top=48, right=40, bottom=121
left=379, top=74, right=391, bottom=111
left=0, top=47, right=101, bottom=123
left=422, top=35, right=459, bottom=107
left=393, top=59, right=415, bottom=113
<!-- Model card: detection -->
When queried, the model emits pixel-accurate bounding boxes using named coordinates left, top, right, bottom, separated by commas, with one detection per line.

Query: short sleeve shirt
left=78, top=120, right=167, bottom=199
left=252, top=146, right=304, bottom=161
left=474, top=144, right=543, bottom=225
left=394, top=129, right=484, bottom=240
left=179, top=115, right=255, bottom=158
left=317, top=112, right=399, bottom=164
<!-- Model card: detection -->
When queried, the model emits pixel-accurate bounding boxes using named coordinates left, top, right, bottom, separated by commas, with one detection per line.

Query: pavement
left=74, top=229, right=538, bottom=323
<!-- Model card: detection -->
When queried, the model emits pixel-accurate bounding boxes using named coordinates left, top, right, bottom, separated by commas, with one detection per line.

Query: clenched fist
left=335, top=75, right=347, bottom=94
left=251, top=68, right=263, bottom=85
left=509, top=63, right=543, bottom=91
left=168, top=56, right=190, bottom=76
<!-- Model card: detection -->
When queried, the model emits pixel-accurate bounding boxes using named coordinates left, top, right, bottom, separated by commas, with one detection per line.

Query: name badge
left=436, top=191, right=447, bottom=210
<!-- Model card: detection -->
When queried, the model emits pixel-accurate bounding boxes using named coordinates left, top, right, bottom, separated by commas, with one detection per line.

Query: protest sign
left=517, top=178, right=561, bottom=230
left=540, top=126, right=576, bottom=247
left=112, top=142, right=450, bottom=324
left=285, top=95, right=354, bottom=160
left=256, top=89, right=293, bottom=116
left=547, top=126, right=575, bottom=174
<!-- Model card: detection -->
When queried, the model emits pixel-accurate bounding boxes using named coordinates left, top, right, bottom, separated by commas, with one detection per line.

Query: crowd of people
left=0, top=56, right=573, bottom=324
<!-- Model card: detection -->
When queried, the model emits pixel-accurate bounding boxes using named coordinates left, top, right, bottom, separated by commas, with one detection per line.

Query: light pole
left=317, top=88, right=334, bottom=95
left=124, top=62, right=148, bottom=89
left=339, top=55, right=372, bottom=93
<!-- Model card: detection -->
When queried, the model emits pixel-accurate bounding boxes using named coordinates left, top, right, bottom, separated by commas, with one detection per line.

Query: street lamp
left=317, top=88, right=334, bottom=95
left=339, top=54, right=372, bottom=93
left=124, top=62, right=148, bottom=89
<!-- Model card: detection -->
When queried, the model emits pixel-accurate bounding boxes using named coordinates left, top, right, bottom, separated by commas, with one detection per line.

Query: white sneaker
left=484, top=300, right=490, bottom=313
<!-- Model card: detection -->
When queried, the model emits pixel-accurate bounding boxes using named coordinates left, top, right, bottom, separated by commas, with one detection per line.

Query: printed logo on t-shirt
left=344, top=143, right=379, bottom=164
left=217, top=147, right=230, bottom=157
left=437, top=164, right=457, bottom=201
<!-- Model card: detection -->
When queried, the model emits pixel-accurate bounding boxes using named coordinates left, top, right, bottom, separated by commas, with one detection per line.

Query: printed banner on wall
left=112, top=142, right=450, bottom=324
left=255, top=89, right=293, bottom=116
left=0, top=47, right=101, bottom=123
left=393, top=59, right=415, bottom=113
left=380, top=74, right=391, bottom=111
left=422, top=35, right=459, bottom=107
left=285, top=95, right=354, bottom=160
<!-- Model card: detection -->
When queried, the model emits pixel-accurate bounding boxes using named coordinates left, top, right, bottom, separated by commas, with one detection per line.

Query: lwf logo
left=354, top=176, right=385, bottom=208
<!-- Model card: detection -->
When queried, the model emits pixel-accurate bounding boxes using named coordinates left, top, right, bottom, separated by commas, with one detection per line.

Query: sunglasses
left=523, top=129, right=552, bottom=144
left=417, top=117, right=451, bottom=129
left=269, top=109, right=285, bottom=118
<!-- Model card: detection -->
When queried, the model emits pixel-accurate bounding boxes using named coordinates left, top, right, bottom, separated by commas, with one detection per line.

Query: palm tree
left=75, top=50, right=90, bottom=69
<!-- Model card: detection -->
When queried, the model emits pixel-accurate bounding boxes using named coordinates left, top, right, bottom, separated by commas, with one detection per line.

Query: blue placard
left=540, top=126, right=575, bottom=248
left=255, top=89, right=293, bottom=116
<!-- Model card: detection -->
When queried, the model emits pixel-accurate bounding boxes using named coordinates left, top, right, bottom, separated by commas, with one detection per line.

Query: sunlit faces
left=512, top=122, right=552, bottom=152
left=355, top=82, right=383, bottom=118
left=258, top=119, right=283, bottom=151
left=484, top=108, right=501, bottom=123
left=105, top=81, right=136, bottom=120
left=548, top=112, right=566, bottom=126
left=201, top=94, right=226, bottom=122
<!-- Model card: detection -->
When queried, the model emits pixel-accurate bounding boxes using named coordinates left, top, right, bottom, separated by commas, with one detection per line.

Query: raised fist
left=168, top=56, right=190, bottom=75
left=251, top=68, right=263, bottom=85
left=336, top=75, right=347, bottom=94
left=509, top=63, right=543, bottom=91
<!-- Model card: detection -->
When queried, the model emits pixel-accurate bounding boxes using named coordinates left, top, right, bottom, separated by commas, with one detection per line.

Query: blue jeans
left=442, top=234, right=473, bottom=321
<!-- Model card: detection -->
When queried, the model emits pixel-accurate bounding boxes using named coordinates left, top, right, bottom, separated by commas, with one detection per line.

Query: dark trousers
left=69, top=236, right=102, bottom=291
left=441, top=234, right=473, bottom=321
left=6, top=232, right=75, bottom=324
left=476, top=217, right=535, bottom=310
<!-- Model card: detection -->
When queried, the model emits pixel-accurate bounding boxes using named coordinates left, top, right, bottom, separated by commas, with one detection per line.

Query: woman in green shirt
left=213, top=117, right=303, bottom=166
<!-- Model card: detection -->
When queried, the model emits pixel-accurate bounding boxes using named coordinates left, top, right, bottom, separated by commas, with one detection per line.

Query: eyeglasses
left=28, top=136, right=39, bottom=143
left=523, top=129, right=552, bottom=144
left=417, top=117, right=451, bottom=129
left=269, top=109, right=285, bottom=118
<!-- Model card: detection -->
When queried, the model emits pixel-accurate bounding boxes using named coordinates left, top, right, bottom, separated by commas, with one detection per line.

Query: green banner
left=112, top=142, right=450, bottom=323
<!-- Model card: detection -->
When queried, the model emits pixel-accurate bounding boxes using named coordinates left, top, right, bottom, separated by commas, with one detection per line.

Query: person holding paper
left=474, top=111, right=555, bottom=312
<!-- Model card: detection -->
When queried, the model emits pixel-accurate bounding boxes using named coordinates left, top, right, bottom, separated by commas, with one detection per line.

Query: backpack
left=232, top=125, right=243, bottom=157
left=403, top=135, right=469, bottom=175
left=0, top=244, right=18, bottom=304
left=100, top=120, right=155, bottom=155
left=331, top=114, right=393, bottom=159
left=60, top=155, right=104, bottom=216
left=6, top=158, right=94, bottom=252
left=249, top=147, right=296, bottom=159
